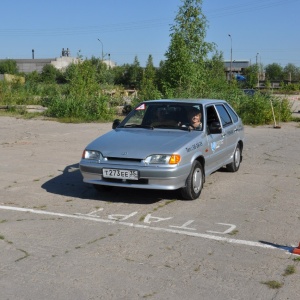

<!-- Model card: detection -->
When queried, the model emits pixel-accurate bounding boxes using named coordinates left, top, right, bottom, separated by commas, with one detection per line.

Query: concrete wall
left=50, top=56, right=80, bottom=70
left=0, top=57, right=80, bottom=74
left=15, top=59, right=54, bottom=73
left=0, top=56, right=117, bottom=74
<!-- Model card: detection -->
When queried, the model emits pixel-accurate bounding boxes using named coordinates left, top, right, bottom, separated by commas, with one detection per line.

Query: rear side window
left=216, top=104, right=232, bottom=127
left=224, top=103, right=239, bottom=123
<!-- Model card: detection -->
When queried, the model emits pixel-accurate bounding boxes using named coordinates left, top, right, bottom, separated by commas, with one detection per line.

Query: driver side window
left=206, top=105, right=220, bottom=125
left=206, top=105, right=222, bottom=134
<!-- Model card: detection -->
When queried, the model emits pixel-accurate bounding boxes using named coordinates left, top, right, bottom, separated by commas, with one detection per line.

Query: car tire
left=181, top=161, right=204, bottom=200
left=226, top=143, right=242, bottom=172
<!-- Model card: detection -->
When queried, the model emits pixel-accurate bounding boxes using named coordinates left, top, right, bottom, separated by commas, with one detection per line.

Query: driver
left=187, top=107, right=202, bottom=130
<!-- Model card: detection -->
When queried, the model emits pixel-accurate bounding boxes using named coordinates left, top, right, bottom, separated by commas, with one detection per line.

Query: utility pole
left=97, top=38, right=104, bottom=61
left=228, top=34, right=232, bottom=82
left=256, top=52, right=260, bottom=88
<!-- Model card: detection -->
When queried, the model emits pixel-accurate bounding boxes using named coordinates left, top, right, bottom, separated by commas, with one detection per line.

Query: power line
left=0, top=0, right=298, bottom=37
left=205, top=0, right=300, bottom=18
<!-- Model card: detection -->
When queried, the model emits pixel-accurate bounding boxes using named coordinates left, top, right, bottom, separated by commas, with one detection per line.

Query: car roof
left=144, top=99, right=227, bottom=106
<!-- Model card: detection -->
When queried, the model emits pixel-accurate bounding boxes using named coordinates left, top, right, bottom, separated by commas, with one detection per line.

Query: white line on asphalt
left=0, top=205, right=278, bottom=251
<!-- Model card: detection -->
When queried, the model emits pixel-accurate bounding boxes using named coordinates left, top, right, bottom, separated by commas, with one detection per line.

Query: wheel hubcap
left=193, top=167, right=202, bottom=193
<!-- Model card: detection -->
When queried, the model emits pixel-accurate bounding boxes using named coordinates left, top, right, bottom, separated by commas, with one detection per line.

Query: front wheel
left=181, top=161, right=204, bottom=200
left=226, top=144, right=242, bottom=172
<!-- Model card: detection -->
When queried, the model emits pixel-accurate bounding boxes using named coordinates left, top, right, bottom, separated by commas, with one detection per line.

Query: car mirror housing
left=112, top=119, right=121, bottom=129
left=208, top=121, right=222, bottom=134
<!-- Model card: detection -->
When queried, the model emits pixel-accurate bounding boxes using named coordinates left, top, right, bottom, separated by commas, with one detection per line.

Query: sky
left=1, top=0, right=300, bottom=68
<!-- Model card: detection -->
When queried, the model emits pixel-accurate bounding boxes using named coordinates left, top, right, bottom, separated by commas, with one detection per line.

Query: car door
left=204, top=105, right=227, bottom=174
left=215, top=104, right=238, bottom=161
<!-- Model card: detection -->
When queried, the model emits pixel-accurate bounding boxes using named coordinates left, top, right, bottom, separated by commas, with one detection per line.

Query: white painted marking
left=0, top=205, right=276, bottom=251
left=108, top=211, right=138, bottom=221
left=144, top=214, right=173, bottom=224
left=87, top=208, right=104, bottom=216
left=207, top=223, right=237, bottom=234
left=169, top=220, right=196, bottom=231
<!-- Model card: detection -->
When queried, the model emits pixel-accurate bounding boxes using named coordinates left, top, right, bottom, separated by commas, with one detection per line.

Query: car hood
left=86, top=128, right=202, bottom=159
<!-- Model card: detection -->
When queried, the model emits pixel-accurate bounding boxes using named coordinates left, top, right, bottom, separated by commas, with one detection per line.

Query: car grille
left=102, top=178, right=148, bottom=185
left=106, top=157, right=142, bottom=163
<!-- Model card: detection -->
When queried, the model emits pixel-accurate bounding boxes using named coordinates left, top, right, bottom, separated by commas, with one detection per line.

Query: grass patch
left=228, top=229, right=239, bottom=236
left=33, top=205, right=47, bottom=210
left=293, top=256, right=300, bottom=261
left=139, top=214, right=146, bottom=222
left=142, top=292, right=157, bottom=298
left=261, top=280, right=283, bottom=289
left=87, top=237, right=106, bottom=244
left=283, top=265, right=296, bottom=276
left=139, top=200, right=176, bottom=222
left=291, top=116, right=300, bottom=122
left=194, top=265, right=201, bottom=272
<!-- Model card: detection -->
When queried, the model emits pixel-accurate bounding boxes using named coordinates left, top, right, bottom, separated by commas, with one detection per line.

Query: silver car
left=79, top=99, right=244, bottom=200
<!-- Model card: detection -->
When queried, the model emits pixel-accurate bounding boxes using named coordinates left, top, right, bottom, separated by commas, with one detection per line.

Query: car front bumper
left=79, top=160, right=191, bottom=190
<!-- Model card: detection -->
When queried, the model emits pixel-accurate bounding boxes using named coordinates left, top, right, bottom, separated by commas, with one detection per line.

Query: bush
left=44, top=94, right=114, bottom=122
left=229, top=92, right=291, bottom=125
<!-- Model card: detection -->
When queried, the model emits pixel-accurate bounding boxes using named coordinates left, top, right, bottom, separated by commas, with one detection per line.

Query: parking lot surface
left=0, top=116, right=300, bottom=300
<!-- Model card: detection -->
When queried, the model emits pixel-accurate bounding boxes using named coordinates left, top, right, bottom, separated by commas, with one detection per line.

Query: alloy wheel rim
left=193, top=167, right=202, bottom=193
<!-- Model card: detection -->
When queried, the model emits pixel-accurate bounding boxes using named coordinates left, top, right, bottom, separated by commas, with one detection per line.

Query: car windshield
left=119, top=102, right=203, bottom=131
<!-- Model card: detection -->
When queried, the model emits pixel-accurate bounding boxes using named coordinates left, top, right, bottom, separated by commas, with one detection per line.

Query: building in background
left=224, top=60, right=250, bottom=81
left=0, top=48, right=115, bottom=74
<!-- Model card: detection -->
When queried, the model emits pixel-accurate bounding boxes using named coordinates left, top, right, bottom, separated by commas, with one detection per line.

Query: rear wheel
left=226, top=144, right=242, bottom=172
left=181, top=161, right=204, bottom=200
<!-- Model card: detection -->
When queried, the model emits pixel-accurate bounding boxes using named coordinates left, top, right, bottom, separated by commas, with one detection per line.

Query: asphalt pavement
left=0, top=116, right=299, bottom=300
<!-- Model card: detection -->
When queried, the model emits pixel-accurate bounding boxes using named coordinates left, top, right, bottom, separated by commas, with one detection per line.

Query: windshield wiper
left=177, top=126, right=191, bottom=131
left=122, top=124, right=154, bottom=130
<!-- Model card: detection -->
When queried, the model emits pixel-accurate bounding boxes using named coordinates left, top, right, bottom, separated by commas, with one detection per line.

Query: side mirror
left=208, top=121, right=222, bottom=134
left=112, top=119, right=121, bottom=129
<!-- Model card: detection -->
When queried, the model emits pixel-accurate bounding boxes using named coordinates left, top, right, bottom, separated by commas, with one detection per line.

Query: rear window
left=216, top=104, right=233, bottom=127
left=224, top=103, right=239, bottom=123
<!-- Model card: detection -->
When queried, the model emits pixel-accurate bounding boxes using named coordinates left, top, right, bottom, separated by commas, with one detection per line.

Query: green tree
left=112, top=64, right=128, bottom=86
left=25, top=71, right=40, bottom=84
left=139, top=55, right=161, bottom=100
left=265, top=63, right=283, bottom=81
left=162, top=0, right=214, bottom=97
left=283, top=63, right=300, bottom=81
left=112, top=57, right=142, bottom=89
left=0, top=59, right=18, bottom=74
left=40, top=64, right=61, bottom=83
left=163, top=31, right=195, bottom=96
left=65, top=60, right=99, bottom=98
left=90, top=56, right=115, bottom=85
left=204, top=51, right=227, bottom=95
left=127, top=56, right=143, bottom=89
left=244, top=65, right=259, bottom=88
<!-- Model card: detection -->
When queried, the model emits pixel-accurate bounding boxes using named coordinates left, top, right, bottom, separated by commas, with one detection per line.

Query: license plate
left=102, top=168, right=139, bottom=180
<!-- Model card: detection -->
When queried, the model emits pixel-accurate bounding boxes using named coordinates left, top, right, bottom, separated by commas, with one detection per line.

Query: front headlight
left=82, top=150, right=103, bottom=161
left=145, top=154, right=181, bottom=165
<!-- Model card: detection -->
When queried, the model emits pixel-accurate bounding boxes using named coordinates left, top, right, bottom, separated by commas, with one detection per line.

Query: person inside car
left=187, top=107, right=202, bottom=130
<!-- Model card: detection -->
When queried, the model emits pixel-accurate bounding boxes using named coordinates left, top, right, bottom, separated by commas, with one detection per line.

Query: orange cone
left=292, top=242, right=300, bottom=255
